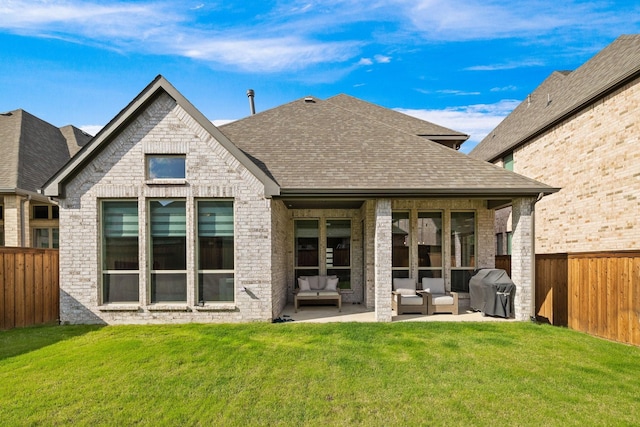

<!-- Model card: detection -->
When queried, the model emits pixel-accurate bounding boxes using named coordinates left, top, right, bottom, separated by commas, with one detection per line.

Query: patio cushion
left=325, top=277, right=339, bottom=291
left=395, top=287, right=417, bottom=296
left=298, top=278, right=311, bottom=291
left=317, top=290, right=340, bottom=296
left=432, top=294, right=454, bottom=305
left=393, top=278, right=416, bottom=291
left=422, top=277, right=445, bottom=294
left=296, top=291, right=317, bottom=297
left=393, top=294, right=424, bottom=305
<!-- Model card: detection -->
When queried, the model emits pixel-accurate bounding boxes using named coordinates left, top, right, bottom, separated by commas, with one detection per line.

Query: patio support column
left=374, top=199, right=392, bottom=322
left=511, top=197, right=536, bottom=321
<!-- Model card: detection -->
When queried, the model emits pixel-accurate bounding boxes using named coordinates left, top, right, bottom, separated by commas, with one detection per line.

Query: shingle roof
left=470, top=34, right=640, bottom=162
left=220, top=95, right=555, bottom=196
left=0, top=109, right=90, bottom=193
left=326, top=94, right=468, bottom=139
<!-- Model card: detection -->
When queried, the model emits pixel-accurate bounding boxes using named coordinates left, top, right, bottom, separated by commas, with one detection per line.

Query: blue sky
left=1, top=1, right=639, bottom=152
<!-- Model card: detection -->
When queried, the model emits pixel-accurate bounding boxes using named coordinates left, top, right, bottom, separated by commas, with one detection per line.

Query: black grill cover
left=469, top=269, right=516, bottom=318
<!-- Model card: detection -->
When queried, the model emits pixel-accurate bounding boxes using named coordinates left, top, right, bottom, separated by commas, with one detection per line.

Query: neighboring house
left=43, top=75, right=556, bottom=324
left=470, top=34, right=640, bottom=255
left=0, top=109, right=91, bottom=248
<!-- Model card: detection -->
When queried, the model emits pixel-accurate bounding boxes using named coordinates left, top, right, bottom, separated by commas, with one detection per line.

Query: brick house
left=0, top=109, right=90, bottom=248
left=470, top=35, right=640, bottom=255
left=43, top=76, right=556, bottom=324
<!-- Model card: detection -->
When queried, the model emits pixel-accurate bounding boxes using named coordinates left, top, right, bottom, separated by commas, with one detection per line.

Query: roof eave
left=278, top=187, right=559, bottom=199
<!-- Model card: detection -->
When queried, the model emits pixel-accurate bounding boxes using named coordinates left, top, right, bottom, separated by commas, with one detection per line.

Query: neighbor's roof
left=470, top=34, right=640, bottom=162
left=220, top=94, right=556, bottom=197
left=0, top=109, right=91, bottom=194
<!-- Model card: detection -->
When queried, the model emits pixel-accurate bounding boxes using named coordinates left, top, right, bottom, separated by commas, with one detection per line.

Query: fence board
left=0, top=247, right=59, bottom=330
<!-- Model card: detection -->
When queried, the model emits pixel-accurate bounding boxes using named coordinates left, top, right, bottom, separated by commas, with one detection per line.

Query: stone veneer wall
left=515, top=78, right=640, bottom=254
left=59, top=93, right=274, bottom=324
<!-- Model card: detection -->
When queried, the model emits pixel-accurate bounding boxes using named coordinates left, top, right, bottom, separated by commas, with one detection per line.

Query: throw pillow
left=298, top=278, right=311, bottom=291
left=325, top=277, right=339, bottom=291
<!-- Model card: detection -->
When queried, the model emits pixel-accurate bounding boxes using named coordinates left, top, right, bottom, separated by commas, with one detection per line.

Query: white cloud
left=465, top=60, right=545, bottom=71
left=79, top=124, right=103, bottom=136
left=358, top=57, right=374, bottom=65
left=395, top=99, right=520, bottom=152
left=374, top=54, right=391, bottom=63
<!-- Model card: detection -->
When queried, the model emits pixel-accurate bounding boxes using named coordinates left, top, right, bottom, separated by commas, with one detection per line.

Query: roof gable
left=471, top=34, right=640, bottom=161
left=43, top=75, right=280, bottom=198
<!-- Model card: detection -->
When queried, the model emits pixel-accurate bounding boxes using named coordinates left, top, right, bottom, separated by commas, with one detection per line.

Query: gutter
left=0, top=187, right=55, bottom=204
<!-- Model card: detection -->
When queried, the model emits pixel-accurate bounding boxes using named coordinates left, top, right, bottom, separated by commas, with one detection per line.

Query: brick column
left=374, top=199, right=392, bottom=322
left=511, top=197, right=536, bottom=321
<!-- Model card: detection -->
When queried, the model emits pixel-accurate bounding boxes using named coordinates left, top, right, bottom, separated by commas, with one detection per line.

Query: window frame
left=100, top=200, right=140, bottom=304
left=391, top=211, right=411, bottom=279
left=148, top=198, right=187, bottom=303
left=450, top=210, right=476, bottom=292
left=32, top=227, right=59, bottom=249
left=417, top=211, right=443, bottom=282
left=145, top=154, right=186, bottom=183
left=196, top=199, right=235, bottom=304
left=294, top=219, right=320, bottom=280
left=325, top=218, right=352, bottom=290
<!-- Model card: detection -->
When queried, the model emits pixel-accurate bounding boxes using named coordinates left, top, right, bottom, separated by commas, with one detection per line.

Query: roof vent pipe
left=247, top=89, right=256, bottom=115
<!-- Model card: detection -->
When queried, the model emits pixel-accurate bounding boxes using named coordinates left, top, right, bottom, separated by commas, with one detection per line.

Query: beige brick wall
left=59, top=93, right=274, bottom=324
left=515, top=79, right=640, bottom=253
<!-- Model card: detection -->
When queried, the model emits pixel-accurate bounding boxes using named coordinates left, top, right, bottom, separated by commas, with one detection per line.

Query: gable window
left=295, top=220, right=319, bottom=279
left=451, top=211, right=475, bottom=292
left=197, top=200, right=234, bottom=303
left=503, top=152, right=514, bottom=171
left=101, top=201, right=139, bottom=303
left=392, top=212, right=410, bottom=279
left=150, top=199, right=186, bottom=303
left=326, top=219, right=351, bottom=289
left=146, top=155, right=186, bottom=180
left=417, top=212, right=442, bottom=282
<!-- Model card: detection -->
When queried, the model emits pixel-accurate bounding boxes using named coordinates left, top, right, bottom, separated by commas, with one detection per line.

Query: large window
left=451, top=211, right=475, bottom=292
left=146, top=155, right=186, bottom=180
left=392, top=212, right=410, bottom=279
left=33, top=228, right=59, bottom=249
left=326, top=219, right=351, bottom=289
left=295, top=220, right=319, bottom=279
left=32, top=205, right=58, bottom=220
left=150, top=199, right=186, bottom=302
left=197, top=201, right=234, bottom=303
left=102, top=201, right=139, bottom=303
left=417, top=212, right=442, bottom=282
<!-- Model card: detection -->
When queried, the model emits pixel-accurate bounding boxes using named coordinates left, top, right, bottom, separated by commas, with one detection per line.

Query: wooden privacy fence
left=496, top=252, right=640, bottom=347
left=0, top=247, right=59, bottom=330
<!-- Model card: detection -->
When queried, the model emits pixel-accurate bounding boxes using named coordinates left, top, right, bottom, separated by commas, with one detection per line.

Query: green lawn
left=1, top=322, right=638, bottom=426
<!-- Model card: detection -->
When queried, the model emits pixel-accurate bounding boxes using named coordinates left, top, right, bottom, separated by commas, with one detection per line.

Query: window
left=101, top=201, right=139, bottom=303
left=146, top=155, right=186, bottom=179
left=0, top=204, right=4, bottom=246
left=326, top=219, right=351, bottom=289
left=507, top=231, right=513, bottom=255
left=33, top=228, right=59, bottom=249
left=0, top=204, right=3, bottom=220
left=31, top=204, right=58, bottom=220
left=417, top=212, right=442, bottom=282
left=197, top=201, right=234, bottom=303
left=150, top=199, right=186, bottom=302
left=392, top=212, right=410, bottom=279
left=496, top=233, right=504, bottom=255
left=503, top=152, right=514, bottom=171
left=295, top=220, right=319, bottom=280
left=451, top=212, right=475, bottom=292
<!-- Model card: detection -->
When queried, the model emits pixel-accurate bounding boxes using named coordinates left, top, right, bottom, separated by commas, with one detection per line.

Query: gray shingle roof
left=220, top=95, right=555, bottom=196
left=470, top=34, right=640, bottom=162
left=0, top=110, right=90, bottom=193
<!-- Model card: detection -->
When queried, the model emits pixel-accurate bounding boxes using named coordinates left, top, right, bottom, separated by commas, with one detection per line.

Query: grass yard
left=1, top=322, right=639, bottom=426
